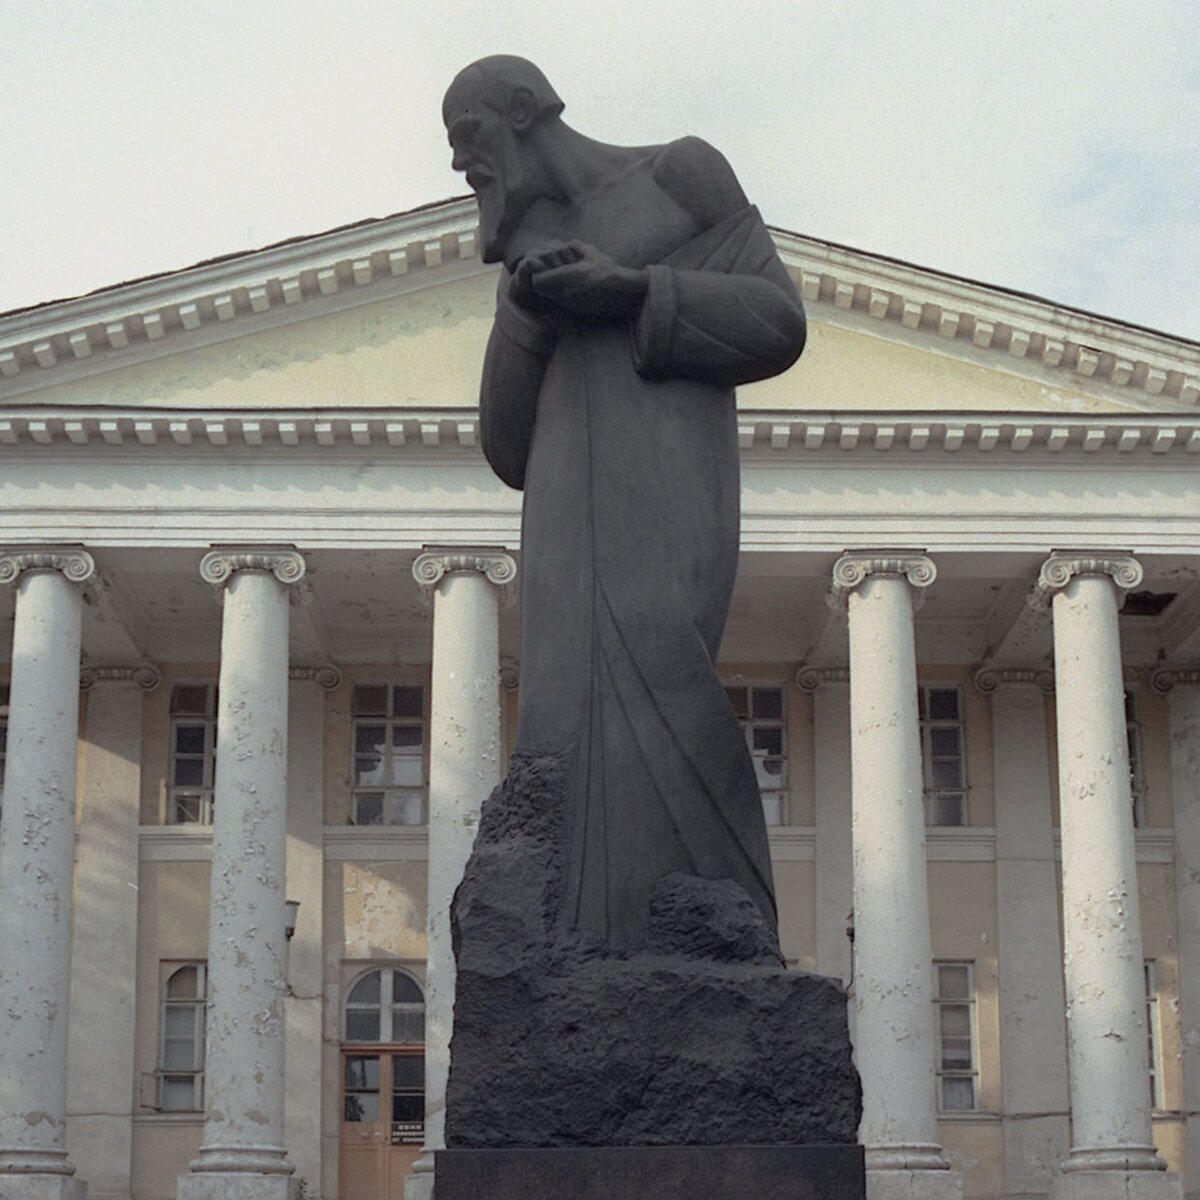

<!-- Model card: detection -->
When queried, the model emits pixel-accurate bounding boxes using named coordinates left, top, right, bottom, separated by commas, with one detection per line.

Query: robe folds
left=480, top=185, right=806, bottom=951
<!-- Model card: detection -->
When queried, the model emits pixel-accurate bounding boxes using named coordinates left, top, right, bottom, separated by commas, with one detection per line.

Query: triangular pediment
left=1, top=197, right=1197, bottom=419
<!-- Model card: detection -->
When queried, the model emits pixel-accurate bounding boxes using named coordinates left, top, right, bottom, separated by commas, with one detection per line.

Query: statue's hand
left=511, top=241, right=648, bottom=320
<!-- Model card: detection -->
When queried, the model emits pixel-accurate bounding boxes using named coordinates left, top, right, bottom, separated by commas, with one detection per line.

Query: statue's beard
left=477, top=144, right=538, bottom=265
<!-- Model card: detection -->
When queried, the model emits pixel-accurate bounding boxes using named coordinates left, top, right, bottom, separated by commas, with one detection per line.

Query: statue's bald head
left=442, top=56, right=564, bottom=132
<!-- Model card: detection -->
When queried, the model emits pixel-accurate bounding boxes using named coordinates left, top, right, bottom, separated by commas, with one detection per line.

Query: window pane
left=932, top=793, right=965, bottom=826
left=385, top=791, right=424, bottom=826
left=761, top=793, right=784, bottom=827
left=390, top=756, right=424, bottom=787
left=174, top=725, right=206, bottom=754
left=752, top=727, right=783, bottom=757
left=392, top=1055, right=424, bottom=1088
left=725, top=687, right=748, bottom=720
left=392, top=1006, right=426, bottom=1043
left=931, top=759, right=963, bottom=789
left=392, top=1093, right=424, bottom=1122
left=171, top=686, right=210, bottom=716
left=162, top=1076, right=198, bottom=1111
left=167, top=966, right=200, bottom=999
left=163, top=1038, right=196, bottom=1069
left=171, top=794, right=206, bottom=824
left=355, top=725, right=387, bottom=755
left=928, top=689, right=960, bottom=719
left=346, top=1010, right=382, bottom=1041
left=349, top=972, right=382, bottom=1005
left=938, top=965, right=970, bottom=1000
left=355, top=756, right=386, bottom=786
left=173, top=757, right=205, bottom=787
left=392, top=973, right=423, bottom=1005
left=941, top=1077, right=975, bottom=1111
left=353, top=686, right=388, bottom=716
left=393, top=686, right=423, bottom=718
left=392, top=726, right=422, bottom=751
left=344, top=1092, right=379, bottom=1122
left=345, top=1055, right=381, bottom=1089
left=353, top=793, right=383, bottom=826
left=164, top=1005, right=196, bottom=1037
left=929, top=727, right=961, bottom=756
left=751, top=687, right=783, bottom=720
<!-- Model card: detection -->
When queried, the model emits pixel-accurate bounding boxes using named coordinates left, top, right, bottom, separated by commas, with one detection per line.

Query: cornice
left=1, top=198, right=1197, bottom=410
left=4, top=406, right=1200, bottom=459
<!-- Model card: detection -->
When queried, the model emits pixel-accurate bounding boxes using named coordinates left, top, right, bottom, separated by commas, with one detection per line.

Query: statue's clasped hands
left=510, top=241, right=649, bottom=320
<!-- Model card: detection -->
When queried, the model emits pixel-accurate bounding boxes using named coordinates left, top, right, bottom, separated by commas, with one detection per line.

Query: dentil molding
left=199, top=547, right=307, bottom=588
left=0, top=548, right=96, bottom=587
left=1028, top=553, right=1143, bottom=609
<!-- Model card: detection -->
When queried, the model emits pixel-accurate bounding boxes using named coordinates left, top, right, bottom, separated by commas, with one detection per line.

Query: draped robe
left=479, top=137, right=807, bottom=951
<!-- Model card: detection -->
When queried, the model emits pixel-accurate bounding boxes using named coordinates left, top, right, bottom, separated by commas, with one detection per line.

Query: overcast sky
left=2, top=1, right=1197, bottom=338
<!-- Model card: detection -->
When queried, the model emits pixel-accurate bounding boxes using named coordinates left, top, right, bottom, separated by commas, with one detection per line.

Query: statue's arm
left=632, top=137, right=806, bottom=387
left=479, top=272, right=556, bottom=490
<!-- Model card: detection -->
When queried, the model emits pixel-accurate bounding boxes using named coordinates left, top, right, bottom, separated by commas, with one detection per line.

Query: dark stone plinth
left=447, top=753, right=862, bottom=1148
left=434, top=1144, right=866, bottom=1200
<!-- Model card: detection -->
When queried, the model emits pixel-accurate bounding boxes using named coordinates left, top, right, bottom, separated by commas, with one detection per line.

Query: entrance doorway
left=338, top=967, right=426, bottom=1200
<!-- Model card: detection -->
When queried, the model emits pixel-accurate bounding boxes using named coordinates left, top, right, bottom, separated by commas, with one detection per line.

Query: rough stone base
left=0, top=1177, right=88, bottom=1200
left=176, top=1173, right=299, bottom=1200
left=1054, top=1170, right=1184, bottom=1200
left=867, top=1168, right=963, bottom=1200
left=447, top=752, right=862, bottom=1148
left=434, top=1144, right=865, bottom=1200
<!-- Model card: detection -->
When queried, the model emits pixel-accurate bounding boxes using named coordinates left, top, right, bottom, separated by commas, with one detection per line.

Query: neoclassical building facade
left=2, top=197, right=1200, bottom=1200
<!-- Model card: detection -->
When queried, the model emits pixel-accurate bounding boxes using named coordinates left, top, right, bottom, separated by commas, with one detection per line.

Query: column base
left=866, top=1169, right=963, bottom=1200
left=402, top=1152, right=434, bottom=1200
left=0, top=1177, right=87, bottom=1200
left=1055, top=1170, right=1184, bottom=1200
left=177, top=1174, right=299, bottom=1200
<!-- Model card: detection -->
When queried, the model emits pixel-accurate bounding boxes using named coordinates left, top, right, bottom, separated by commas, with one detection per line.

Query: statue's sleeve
left=632, top=142, right=806, bottom=388
left=479, top=271, right=557, bottom=490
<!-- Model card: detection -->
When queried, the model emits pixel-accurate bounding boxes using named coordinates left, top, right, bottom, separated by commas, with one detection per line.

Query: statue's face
left=444, top=75, right=537, bottom=263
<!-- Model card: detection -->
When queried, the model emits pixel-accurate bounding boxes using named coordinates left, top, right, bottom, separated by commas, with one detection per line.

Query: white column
left=67, top=666, right=160, bottom=1200
left=284, top=667, right=339, bottom=1200
left=1036, top=554, right=1181, bottom=1200
left=1155, top=667, right=1200, bottom=1200
left=178, top=549, right=306, bottom=1200
left=974, top=667, right=1070, bottom=1196
left=0, top=548, right=95, bottom=1200
left=831, top=552, right=961, bottom=1200
left=798, top=666, right=853, bottom=984
left=405, top=549, right=514, bottom=1200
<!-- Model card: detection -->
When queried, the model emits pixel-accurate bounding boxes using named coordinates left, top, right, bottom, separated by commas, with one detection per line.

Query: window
left=350, top=684, right=425, bottom=825
left=1146, top=960, right=1163, bottom=1109
left=344, top=967, right=426, bottom=1043
left=935, top=962, right=978, bottom=1111
left=1127, top=690, right=1146, bottom=827
left=725, top=685, right=787, bottom=825
left=919, top=686, right=966, bottom=826
left=168, top=684, right=217, bottom=825
left=0, top=682, right=8, bottom=816
left=159, top=963, right=206, bottom=1111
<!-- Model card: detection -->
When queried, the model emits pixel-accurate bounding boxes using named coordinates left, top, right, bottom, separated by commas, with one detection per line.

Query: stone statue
left=438, top=60, right=861, bottom=1193
left=444, top=55, right=807, bottom=952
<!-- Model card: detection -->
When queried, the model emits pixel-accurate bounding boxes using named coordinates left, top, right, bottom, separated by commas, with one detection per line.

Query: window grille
left=350, top=684, right=425, bottom=825
left=168, top=684, right=217, bottom=825
left=919, top=686, right=967, bottom=826
left=934, top=961, right=978, bottom=1111
left=725, top=685, right=787, bottom=825
left=1126, top=690, right=1146, bottom=828
left=1146, top=960, right=1163, bottom=1109
left=159, top=963, right=206, bottom=1111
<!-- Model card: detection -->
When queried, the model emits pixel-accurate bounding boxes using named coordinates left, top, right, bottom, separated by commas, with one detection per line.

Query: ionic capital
left=0, top=548, right=96, bottom=588
left=1028, top=552, right=1142, bottom=609
left=199, top=547, right=307, bottom=589
left=289, top=665, right=343, bottom=690
left=412, top=548, right=517, bottom=605
left=796, top=666, right=849, bottom=693
left=1151, top=667, right=1200, bottom=695
left=80, top=664, right=161, bottom=691
left=973, top=665, right=1054, bottom=694
left=828, top=552, right=936, bottom=609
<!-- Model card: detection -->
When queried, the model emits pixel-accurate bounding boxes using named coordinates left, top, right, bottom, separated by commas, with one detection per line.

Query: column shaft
left=0, top=563, right=89, bottom=1200
left=180, top=557, right=299, bottom=1200
left=407, top=553, right=509, bottom=1200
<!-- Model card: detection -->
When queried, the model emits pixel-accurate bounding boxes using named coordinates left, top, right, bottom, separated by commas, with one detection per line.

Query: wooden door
left=340, top=1049, right=425, bottom=1200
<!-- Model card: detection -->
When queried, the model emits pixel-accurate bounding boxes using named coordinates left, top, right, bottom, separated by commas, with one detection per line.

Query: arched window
left=160, top=963, right=206, bottom=1111
left=344, top=967, right=425, bottom=1043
